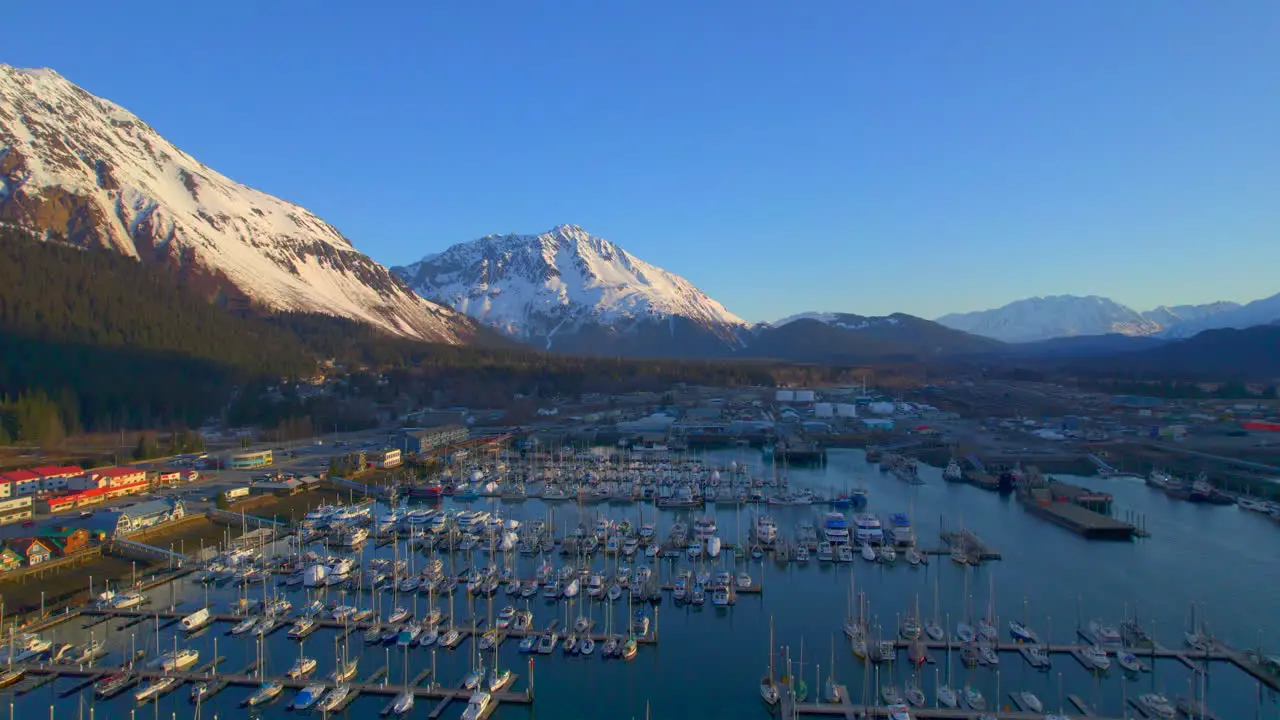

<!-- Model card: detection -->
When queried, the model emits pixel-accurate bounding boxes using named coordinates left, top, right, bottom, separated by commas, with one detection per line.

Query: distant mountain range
left=3, top=64, right=1279, bottom=382
left=934, top=294, right=1267, bottom=342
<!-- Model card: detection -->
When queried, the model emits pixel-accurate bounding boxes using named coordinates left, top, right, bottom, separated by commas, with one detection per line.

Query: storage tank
left=775, top=390, right=795, bottom=402
left=836, top=403, right=858, bottom=418
left=869, top=401, right=896, bottom=415
left=814, top=403, right=834, bottom=418
left=794, top=390, right=816, bottom=403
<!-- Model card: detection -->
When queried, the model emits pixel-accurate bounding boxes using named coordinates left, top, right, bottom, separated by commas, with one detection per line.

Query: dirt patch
left=0, top=554, right=159, bottom=623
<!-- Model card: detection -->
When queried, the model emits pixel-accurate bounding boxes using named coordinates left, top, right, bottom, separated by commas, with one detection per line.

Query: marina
left=0, top=447, right=1276, bottom=719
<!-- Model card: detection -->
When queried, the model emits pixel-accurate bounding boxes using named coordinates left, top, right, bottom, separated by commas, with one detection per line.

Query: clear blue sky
left=7, top=1, right=1279, bottom=322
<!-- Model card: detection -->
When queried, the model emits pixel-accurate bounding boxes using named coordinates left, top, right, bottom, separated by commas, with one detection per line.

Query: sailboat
left=1009, top=596, right=1039, bottom=643
left=760, top=616, right=780, bottom=706
left=955, top=566, right=975, bottom=643
left=823, top=636, right=841, bottom=703
left=925, top=574, right=944, bottom=641
left=391, top=643, right=414, bottom=715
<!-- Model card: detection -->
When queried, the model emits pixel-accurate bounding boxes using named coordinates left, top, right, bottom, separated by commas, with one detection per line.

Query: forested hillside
left=0, top=225, right=315, bottom=440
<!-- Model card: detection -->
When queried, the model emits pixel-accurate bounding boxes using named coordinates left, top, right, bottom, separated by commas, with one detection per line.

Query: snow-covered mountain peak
left=395, top=226, right=747, bottom=353
left=0, top=64, right=476, bottom=343
left=936, top=295, right=1161, bottom=343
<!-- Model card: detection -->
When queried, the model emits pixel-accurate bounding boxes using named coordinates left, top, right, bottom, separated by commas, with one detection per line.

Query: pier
left=1016, top=490, right=1136, bottom=540
left=784, top=684, right=1128, bottom=719
left=9, top=662, right=533, bottom=704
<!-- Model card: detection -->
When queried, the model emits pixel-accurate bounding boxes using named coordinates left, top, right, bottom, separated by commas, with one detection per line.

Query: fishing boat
left=244, top=681, right=284, bottom=707
left=877, top=544, right=896, bottom=563
left=1027, top=644, right=1050, bottom=667
left=794, top=544, right=810, bottom=562
left=292, top=684, right=327, bottom=711
left=289, top=617, right=317, bottom=639
left=134, top=677, right=178, bottom=703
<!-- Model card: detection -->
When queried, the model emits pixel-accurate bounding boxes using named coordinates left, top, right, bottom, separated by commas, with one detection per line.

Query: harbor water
left=9, top=448, right=1280, bottom=719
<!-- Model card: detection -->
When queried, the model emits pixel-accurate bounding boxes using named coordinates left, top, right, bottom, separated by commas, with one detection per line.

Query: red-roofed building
left=91, top=467, right=148, bottom=488
left=31, top=465, right=84, bottom=492
left=38, top=478, right=149, bottom=514
left=0, top=469, right=41, bottom=496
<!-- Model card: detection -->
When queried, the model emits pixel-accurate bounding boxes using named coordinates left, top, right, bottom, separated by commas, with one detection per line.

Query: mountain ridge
left=394, top=224, right=748, bottom=356
left=0, top=64, right=481, bottom=344
left=935, top=294, right=1253, bottom=343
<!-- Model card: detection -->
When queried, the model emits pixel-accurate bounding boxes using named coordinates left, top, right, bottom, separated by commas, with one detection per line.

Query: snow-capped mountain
left=0, top=65, right=479, bottom=344
left=1158, top=293, right=1280, bottom=339
left=936, top=295, right=1163, bottom=343
left=394, top=225, right=748, bottom=356
left=1141, top=301, right=1240, bottom=328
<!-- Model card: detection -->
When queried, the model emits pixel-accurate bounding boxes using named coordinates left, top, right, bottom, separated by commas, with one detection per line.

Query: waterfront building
left=400, top=425, right=469, bottom=454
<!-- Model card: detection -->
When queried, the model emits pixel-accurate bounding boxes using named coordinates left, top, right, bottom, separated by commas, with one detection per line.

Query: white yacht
left=460, top=690, right=494, bottom=720
left=693, top=516, right=718, bottom=540
left=181, top=607, right=212, bottom=633
left=319, top=685, right=352, bottom=713
left=1136, top=693, right=1176, bottom=719
left=852, top=514, right=884, bottom=545
left=754, top=515, right=779, bottom=545
left=822, top=512, right=851, bottom=544
left=885, top=513, right=916, bottom=547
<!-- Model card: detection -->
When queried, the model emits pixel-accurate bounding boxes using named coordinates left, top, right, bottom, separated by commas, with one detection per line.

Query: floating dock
left=1018, top=494, right=1136, bottom=540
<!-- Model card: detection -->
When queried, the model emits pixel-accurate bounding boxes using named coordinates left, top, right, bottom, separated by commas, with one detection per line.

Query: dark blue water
left=9, top=448, right=1280, bottom=719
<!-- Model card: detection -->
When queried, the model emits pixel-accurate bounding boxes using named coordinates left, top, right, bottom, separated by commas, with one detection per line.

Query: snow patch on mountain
left=395, top=224, right=747, bottom=351
left=0, top=64, right=475, bottom=344
left=936, top=295, right=1163, bottom=343
left=1159, top=293, right=1280, bottom=338
left=771, top=312, right=901, bottom=331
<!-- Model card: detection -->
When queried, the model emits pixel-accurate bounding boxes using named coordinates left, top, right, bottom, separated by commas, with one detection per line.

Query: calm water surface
left=9, top=449, right=1280, bottom=719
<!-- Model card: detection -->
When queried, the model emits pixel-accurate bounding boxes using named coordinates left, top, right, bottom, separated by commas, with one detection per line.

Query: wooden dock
left=10, top=662, right=533, bottom=704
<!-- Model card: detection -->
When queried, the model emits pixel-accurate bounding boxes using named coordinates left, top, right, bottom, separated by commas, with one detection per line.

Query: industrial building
left=400, top=425, right=469, bottom=454
left=368, top=448, right=402, bottom=469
